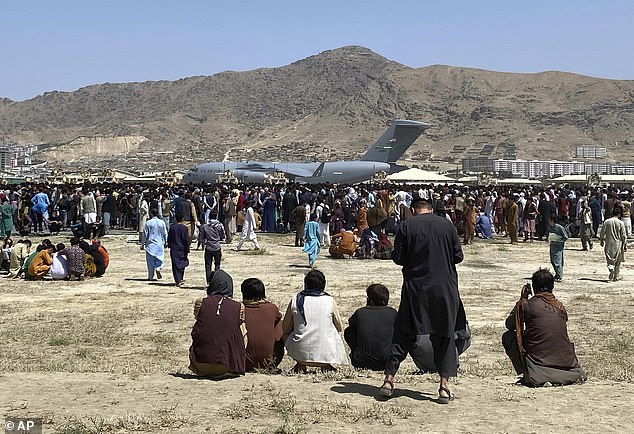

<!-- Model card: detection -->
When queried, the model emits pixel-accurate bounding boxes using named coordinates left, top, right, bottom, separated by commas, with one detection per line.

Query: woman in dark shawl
left=261, top=194, right=277, bottom=233
left=189, top=270, right=247, bottom=377
left=167, top=213, right=190, bottom=286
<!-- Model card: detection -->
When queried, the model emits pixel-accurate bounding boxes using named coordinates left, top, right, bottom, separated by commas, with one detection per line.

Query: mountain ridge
left=1, top=45, right=633, bottom=171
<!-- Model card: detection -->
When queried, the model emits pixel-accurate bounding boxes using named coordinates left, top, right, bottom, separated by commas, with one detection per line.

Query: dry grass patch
left=53, top=405, right=189, bottom=434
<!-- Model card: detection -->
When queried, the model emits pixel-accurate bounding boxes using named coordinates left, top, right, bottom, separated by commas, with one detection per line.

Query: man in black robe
left=380, top=199, right=465, bottom=404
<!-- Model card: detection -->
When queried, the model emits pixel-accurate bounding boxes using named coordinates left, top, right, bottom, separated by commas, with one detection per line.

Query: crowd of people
left=2, top=179, right=619, bottom=402
left=1, top=236, right=109, bottom=281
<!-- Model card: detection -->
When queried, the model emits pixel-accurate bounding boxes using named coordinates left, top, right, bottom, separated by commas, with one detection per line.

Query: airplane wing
left=272, top=165, right=318, bottom=178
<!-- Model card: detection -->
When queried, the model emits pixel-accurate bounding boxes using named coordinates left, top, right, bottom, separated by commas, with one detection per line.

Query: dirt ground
left=1, top=229, right=633, bottom=433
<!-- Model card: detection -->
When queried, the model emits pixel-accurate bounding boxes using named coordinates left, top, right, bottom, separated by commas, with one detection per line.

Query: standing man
left=101, top=190, right=117, bottom=234
left=138, top=193, right=149, bottom=247
left=199, top=212, right=226, bottom=283
left=507, top=195, right=519, bottom=244
left=236, top=201, right=260, bottom=251
left=80, top=189, right=97, bottom=239
left=589, top=192, right=603, bottom=238
left=291, top=201, right=307, bottom=247
left=547, top=216, right=568, bottom=282
left=143, top=208, right=168, bottom=281
left=223, top=192, right=237, bottom=244
left=31, top=186, right=50, bottom=235
left=380, top=199, right=465, bottom=404
left=462, top=198, right=476, bottom=245
left=599, top=206, right=627, bottom=282
left=167, top=213, right=191, bottom=287
left=578, top=198, right=594, bottom=251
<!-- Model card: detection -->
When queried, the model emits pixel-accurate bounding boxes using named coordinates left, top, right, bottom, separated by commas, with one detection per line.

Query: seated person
left=47, top=211, right=62, bottom=235
left=28, top=243, right=55, bottom=280
left=189, top=270, right=247, bottom=377
left=329, top=229, right=357, bottom=258
left=241, top=278, right=284, bottom=371
left=23, top=243, right=48, bottom=280
left=1, top=238, right=13, bottom=274
left=79, top=240, right=106, bottom=277
left=344, top=284, right=397, bottom=371
left=93, top=240, right=109, bottom=270
left=7, top=239, right=32, bottom=278
left=376, top=233, right=393, bottom=260
left=58, top=237, right=86, bottom=280
left=476, top=212, right=493, bottom=239
left=49, top=243, right=69, bottom=280
left=70, top=220, right=85, bottom=239
left=502, top=268, right=586, bottom=387
left=356, top=229, right=378, bottom=259
left=282, top=269, right=348, bottom=372
left=87, top=217, right=105, bottom=240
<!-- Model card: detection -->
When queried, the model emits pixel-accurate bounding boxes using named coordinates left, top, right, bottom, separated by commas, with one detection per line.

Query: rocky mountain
left=1, top=45, right=633, bottom=171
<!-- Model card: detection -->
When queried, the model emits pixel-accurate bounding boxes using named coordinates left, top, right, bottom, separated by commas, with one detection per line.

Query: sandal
left=437, top=386, right=454, bottom=404
left=378, top=380, right=394, bottom=398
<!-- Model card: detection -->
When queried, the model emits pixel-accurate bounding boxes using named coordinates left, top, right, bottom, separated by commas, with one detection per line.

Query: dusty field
left=1, top=229, right=633, bottom=433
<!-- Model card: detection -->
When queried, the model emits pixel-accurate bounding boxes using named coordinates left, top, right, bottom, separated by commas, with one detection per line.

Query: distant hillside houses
left=462, top=158, right=634, bottom=178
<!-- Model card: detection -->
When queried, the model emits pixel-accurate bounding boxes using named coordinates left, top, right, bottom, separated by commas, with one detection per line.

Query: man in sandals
left=379, top=198, right=466, bottom=404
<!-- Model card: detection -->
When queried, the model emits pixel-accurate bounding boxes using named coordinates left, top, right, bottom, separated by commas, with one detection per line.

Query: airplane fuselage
left=183, top=160, right=390, bottom=184
left=182, top=119, right=430, bottom=185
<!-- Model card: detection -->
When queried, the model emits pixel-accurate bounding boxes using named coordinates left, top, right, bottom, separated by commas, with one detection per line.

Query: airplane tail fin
left=360, top=119, right=431, bottom=163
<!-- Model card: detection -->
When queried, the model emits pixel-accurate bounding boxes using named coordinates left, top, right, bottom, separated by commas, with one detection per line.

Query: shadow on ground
left=330, top=381, right=436, bottom=402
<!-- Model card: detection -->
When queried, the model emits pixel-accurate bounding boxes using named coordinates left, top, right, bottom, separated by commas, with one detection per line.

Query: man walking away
left=143, top=208, right=167, bottom=281
left=600, top=206, right=627, bottom=282
left=380, top=198, right=466, bottom=404
left=167, top=213, right=191, bottom=287
left=199, top=213, right=226, bottom=284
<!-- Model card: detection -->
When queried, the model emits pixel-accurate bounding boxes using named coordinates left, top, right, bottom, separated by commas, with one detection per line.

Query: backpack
left=320, top=205, right=331, bottom=224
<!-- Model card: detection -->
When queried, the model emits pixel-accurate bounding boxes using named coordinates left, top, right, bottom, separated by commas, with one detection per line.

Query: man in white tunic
left=600, top=206, right=627, bottom=281
left=236, top=201, right=260, bottom=251
left=282, top=269, right=347, bottom=372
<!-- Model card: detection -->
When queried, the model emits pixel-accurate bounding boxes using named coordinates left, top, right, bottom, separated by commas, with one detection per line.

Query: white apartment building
left=575, top=146, right=607, bottom=158
left=494, top=159, right=586, bottom=178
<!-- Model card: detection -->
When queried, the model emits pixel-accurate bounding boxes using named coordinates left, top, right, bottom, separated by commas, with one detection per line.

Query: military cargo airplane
left=182, top=119, right=430, bottom=184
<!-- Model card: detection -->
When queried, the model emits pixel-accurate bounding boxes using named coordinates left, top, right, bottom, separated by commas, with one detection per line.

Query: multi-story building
left=584, top=162, right=634, bottom=175
left=461, top=157, right=495, bottom=173
left=0, top=146, right=18, bottom=171
left=493, top=159, right=586, bottom=178
left=575, top=146, right=607, bottom=159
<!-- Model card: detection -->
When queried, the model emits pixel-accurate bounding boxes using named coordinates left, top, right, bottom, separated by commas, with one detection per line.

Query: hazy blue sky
left=1, top=0, right=632, bottom=101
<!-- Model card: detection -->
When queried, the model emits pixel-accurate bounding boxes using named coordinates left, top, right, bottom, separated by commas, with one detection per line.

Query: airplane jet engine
left=234, top=170, right=268, bottom=183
